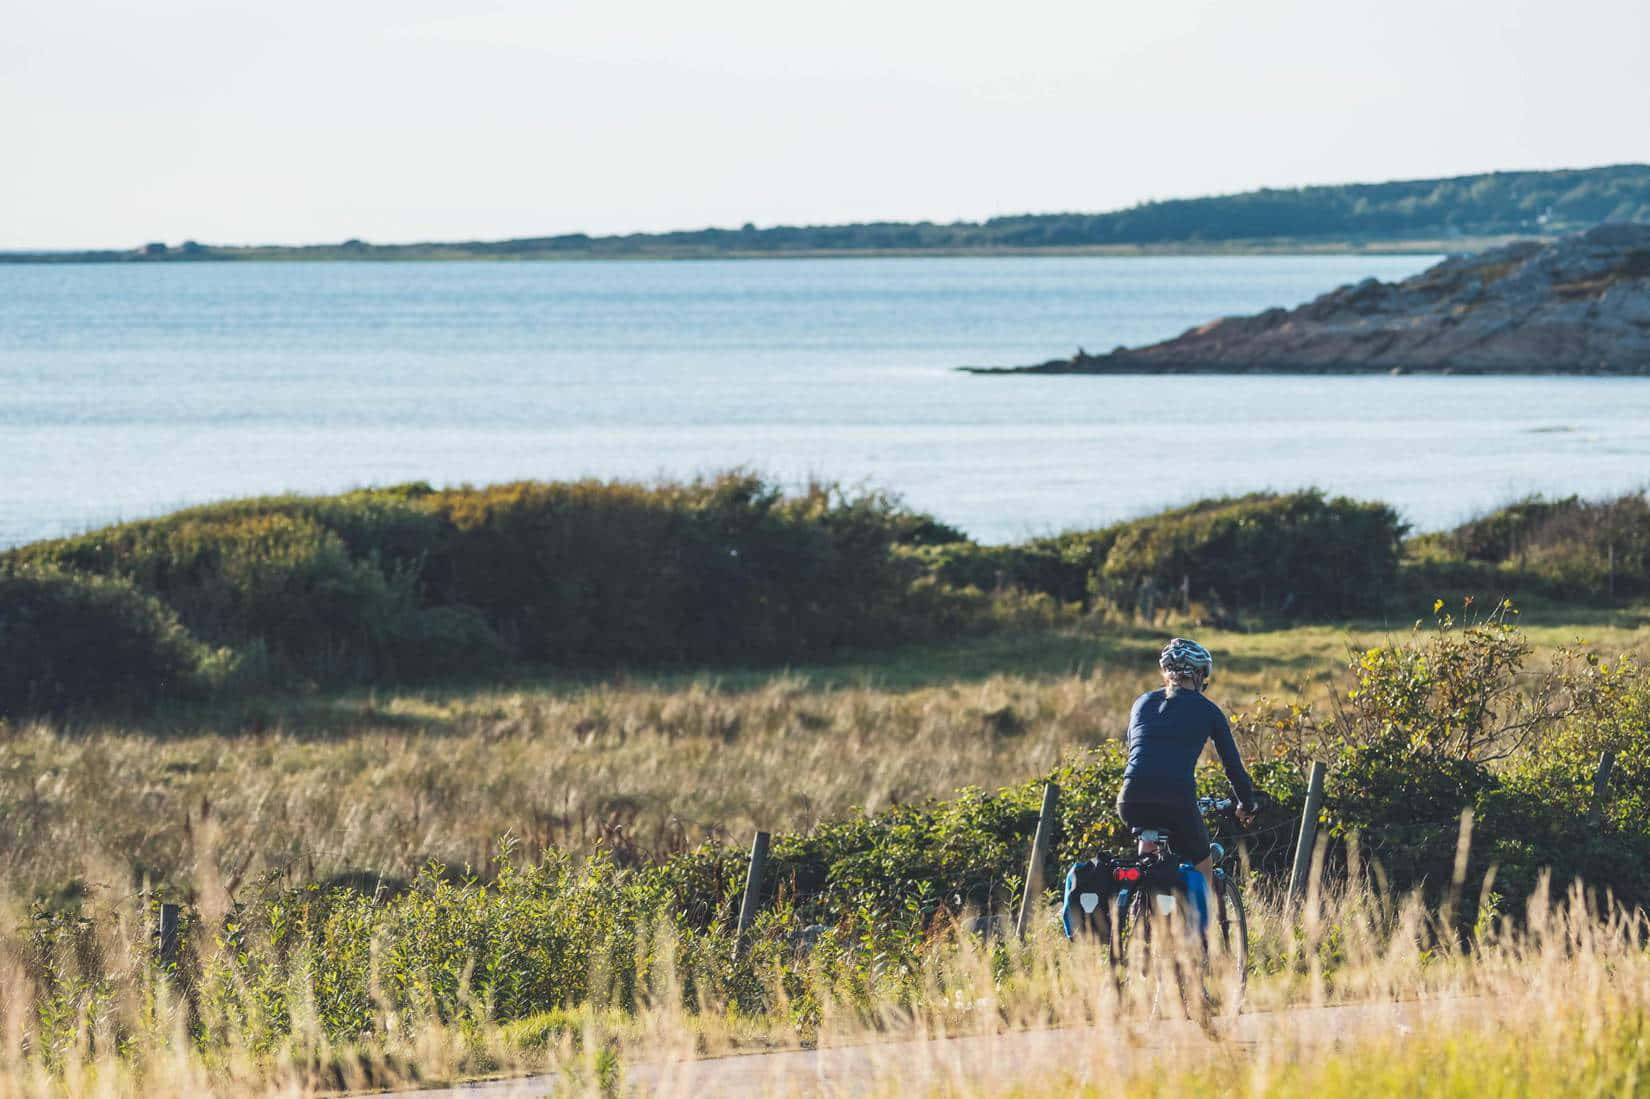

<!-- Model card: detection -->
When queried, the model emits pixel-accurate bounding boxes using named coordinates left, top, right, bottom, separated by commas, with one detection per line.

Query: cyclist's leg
left=1166, top=803, right=1215, bottom=906
left=1192, top=857, right=1215, bottom=902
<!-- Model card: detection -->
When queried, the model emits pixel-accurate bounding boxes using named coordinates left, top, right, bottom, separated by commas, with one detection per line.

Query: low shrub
left=2, top=473, right=963, bottom=693
left=915, top=489, right=1650, bottom=620
left=897, top=529, right=1110, bottom=609
left=1403, top=491, right=1650, bottom=605
left=0, top=567, right=214, bottom=714
left=7, top=477, right=1647, bottom=712
left=419, top=474, right=953, bottom=664
left=1096, top=491, right=1406, bottom=619
left=912, top=491, right=1406, bottom=622
left=1240, top=604, right=1650, bottom=918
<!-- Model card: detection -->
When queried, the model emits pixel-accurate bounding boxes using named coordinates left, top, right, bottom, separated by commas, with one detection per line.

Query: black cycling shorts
left=1116, top=793, right=1211, bottom=862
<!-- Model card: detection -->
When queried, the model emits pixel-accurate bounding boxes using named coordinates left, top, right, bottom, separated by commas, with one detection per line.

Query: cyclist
left=1118, top=638, right=1258, bottom=902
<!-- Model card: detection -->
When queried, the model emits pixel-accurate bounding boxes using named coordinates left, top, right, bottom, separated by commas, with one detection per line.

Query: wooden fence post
left=1289, top=761, right=1328, bottom=905
left=1588, top=751, right=1616, bottom=828
left=155, top=903, right=180, bottom=969
left=733, top=830, right=770, bottom=960
left=1015, top=783, right=1060, bottom=941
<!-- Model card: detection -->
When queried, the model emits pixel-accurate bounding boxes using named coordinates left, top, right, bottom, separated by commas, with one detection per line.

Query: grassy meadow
left=6, top=608, right=1645, bottom=903
left=2, top=831, right=1648, bottom=1098
left=4, top=476, right=1650, bottom=1096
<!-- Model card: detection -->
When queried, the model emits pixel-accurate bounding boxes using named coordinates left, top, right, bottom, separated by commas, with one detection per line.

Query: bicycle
left=1061, top=796, right=1250, bottom=1014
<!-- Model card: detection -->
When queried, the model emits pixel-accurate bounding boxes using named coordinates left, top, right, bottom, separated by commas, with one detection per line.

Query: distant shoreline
left=10, top=164, right=1646, bottom=264
left=0, top=237, right=1483, bottom=264
left=960, top=363, right=1650, bottom=376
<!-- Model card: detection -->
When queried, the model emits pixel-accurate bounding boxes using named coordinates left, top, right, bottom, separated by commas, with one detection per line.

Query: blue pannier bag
left=1061, top=857, right=1209, bottom=940
left=1061, top=859, right=1113, bottom=940
left=1178, top=863, right=1210, bottom=933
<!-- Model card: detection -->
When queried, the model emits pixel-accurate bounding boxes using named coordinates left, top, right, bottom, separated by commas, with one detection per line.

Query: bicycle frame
left=1062, top=796, right=1244, bottom=945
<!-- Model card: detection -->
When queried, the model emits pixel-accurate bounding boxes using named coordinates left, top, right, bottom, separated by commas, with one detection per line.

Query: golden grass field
left=2, top=606, right=1647, bottom=1097
left=4, top=609, right=1646, bottom=901
left=4, top=862, right=1646, bottom=1097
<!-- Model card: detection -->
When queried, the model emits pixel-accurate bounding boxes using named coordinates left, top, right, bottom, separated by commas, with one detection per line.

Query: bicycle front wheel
left=1213, top=873, right=1249, bottom=1006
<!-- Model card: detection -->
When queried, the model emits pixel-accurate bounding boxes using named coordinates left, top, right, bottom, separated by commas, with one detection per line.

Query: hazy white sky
left=5, top=0, right=1648, bottom=249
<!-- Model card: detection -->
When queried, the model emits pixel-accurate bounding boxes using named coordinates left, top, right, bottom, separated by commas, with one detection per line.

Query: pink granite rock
left=970, top=225, right=1650, bottom=375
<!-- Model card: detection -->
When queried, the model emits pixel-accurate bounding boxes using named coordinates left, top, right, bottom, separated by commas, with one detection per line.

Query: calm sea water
left=5, top=255, right=1650, bottom=548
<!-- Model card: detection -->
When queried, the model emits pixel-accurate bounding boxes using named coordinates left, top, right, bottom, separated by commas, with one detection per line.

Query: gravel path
left=369, top=996, right=1468, bottom=1098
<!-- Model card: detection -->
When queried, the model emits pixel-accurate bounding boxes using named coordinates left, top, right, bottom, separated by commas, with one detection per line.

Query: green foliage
left=419, top=475, right=946, bottom=664
left=1237, top=607, right=1650, bottom=915
left=2, top=474, right=959, bottom=692
left=128, top=744, right=1296, bottom=1047
left=1403, top=492, right=1650, bottom=605
left=4, top=489, right=460, bottom=685
left=1450, top=496, right=1583, bottom=563
left=896, top=530, right=1108, bottom=609
left=1096, top=491, right=1405, bottom=618
left=0, top=567, right=214, bottom=714
left=6, top=476, right=1647, bottom=714
left=902, top=492, right=1404, bottom=623
left=1339, top=602, right=1546, bottom=761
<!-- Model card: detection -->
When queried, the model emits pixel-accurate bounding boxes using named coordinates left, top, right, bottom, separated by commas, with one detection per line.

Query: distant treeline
left=2, top=475, right=1646, bottom=713
left=9, top=165, right=1649, bottom=263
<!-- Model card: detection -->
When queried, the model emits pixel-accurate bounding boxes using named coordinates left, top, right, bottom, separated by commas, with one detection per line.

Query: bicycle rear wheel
left=1124, top=888, right=1204, bottom=1019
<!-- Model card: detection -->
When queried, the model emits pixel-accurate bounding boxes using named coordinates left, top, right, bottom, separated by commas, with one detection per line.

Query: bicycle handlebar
left=1198, top=795, right=1262, bottom=821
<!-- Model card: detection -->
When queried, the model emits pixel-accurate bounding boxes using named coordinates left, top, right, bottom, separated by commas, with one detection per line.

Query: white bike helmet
left=1159, top=637, right=1213, bottom=679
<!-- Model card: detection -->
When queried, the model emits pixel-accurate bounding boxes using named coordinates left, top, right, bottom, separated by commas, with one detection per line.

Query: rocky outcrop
left=965, top=224, right=1650, bottom=375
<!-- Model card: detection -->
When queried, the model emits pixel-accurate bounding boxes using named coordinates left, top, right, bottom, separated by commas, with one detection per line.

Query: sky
left=4, top=0, right=1649, bottom=250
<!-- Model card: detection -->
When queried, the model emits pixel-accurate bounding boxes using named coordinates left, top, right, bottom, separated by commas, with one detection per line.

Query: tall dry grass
left=5, top=617, right=1645, bottom=902
left=1, top=862, right=1645, bottom=1098
left=0, top=671, right=1132, bottom=899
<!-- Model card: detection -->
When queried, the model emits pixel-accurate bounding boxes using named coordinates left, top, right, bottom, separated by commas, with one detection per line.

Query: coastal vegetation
left=4, top=474, right=1648, bottom=715
left=7, top=164, right=1646, bottom=263
left=5, top=475, right=1650, bottom=1094
left=0, top=475, right=964, bottom=706
left=2, top=606, right=1649, bottom=1095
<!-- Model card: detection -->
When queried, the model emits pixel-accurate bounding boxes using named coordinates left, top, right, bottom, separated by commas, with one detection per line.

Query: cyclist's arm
left=1210, top=708, right=1258, bottom=812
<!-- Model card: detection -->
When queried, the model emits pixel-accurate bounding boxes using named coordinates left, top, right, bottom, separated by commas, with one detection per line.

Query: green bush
left=1404, top=492, right=1650, bottom=605
left=1094, top=491, right=1404, bottom=618
left=1, top=473, right=961, bottom=695
left=1514, top=494, right=1650, bottom=600
left=897, top=529, right=1111, bottom=609
left=0, top=568, right=213, bottom=714
left=900, top=493, right=1403, bottom=623
left=8, top=477, right=1647, bottom=713
left=1450, top=496, right=1583, bottom=563
left=164, top=745, right=1300, bottom=1045
left=903, top=490, right=1644, bottom=622
left=6, top=494, right=453, bottom=684
left=1244, top=607, right=1650, bottom=916
left=6, top=486, right=444, bottom=585
left=420, top=474, right=948, bottom=664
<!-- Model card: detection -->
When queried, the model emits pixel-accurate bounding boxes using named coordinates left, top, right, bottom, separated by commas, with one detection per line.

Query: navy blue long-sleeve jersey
left=1121, top=688, right=1257, bottom=810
